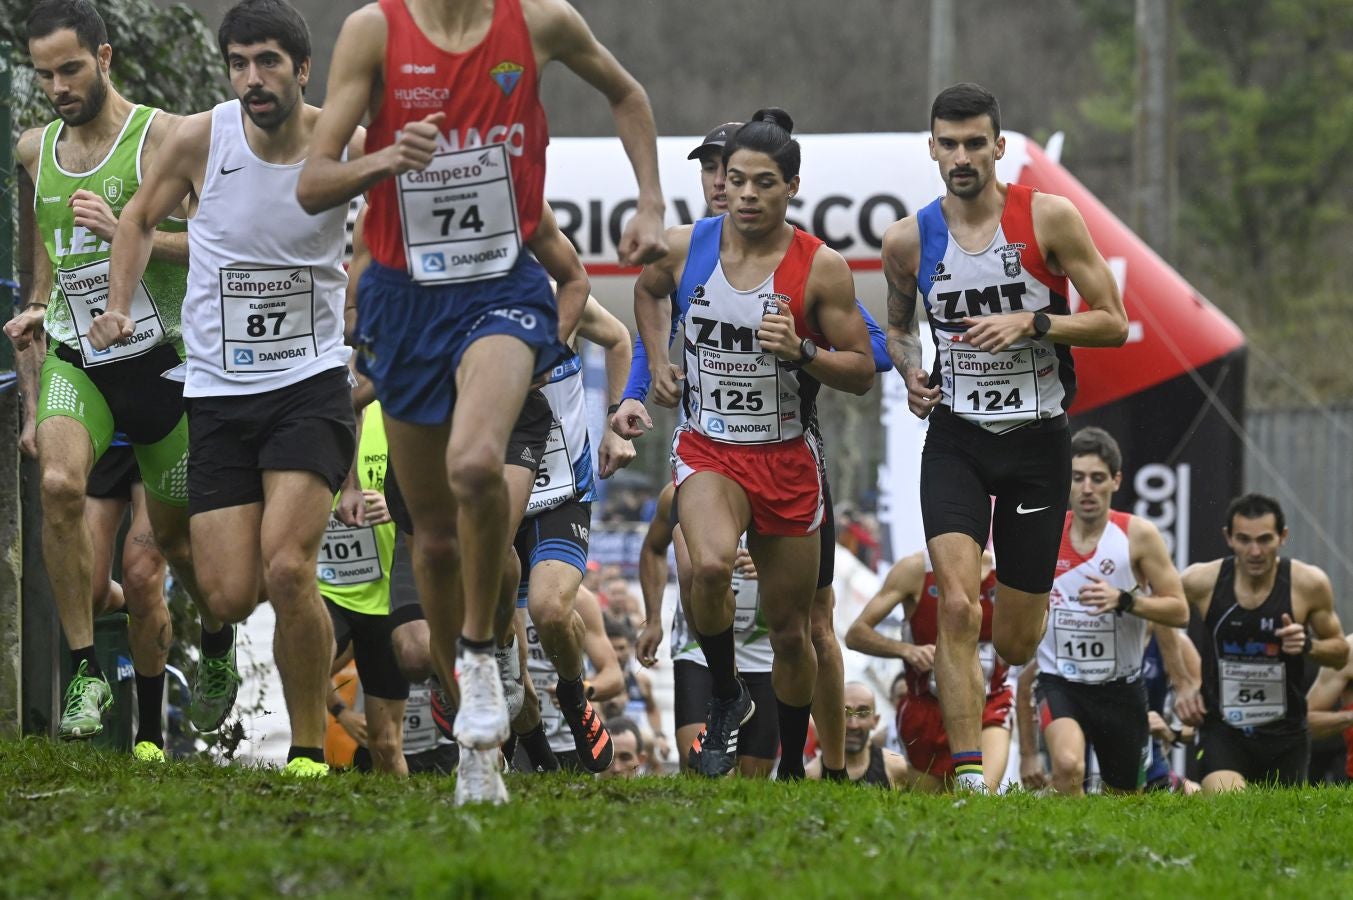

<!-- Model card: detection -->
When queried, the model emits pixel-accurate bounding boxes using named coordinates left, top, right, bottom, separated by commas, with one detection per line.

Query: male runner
left=636, top=483, right=778, bottom=776
left=293, top=0, right=666, bottom=783
left=91, top=0, right=361, bottom=776
left=601, top=618, right=668, bottom=759
left=1306, top=632, right=1353, bottom=782
left=1176, top=494, right=1348, bottom=791
left=846, top=549, right=1012, bottom=791
left=1023, top=427, right=1190, bottom=794
left=622, top=119, right=894, bottom=780
left=882, top=82, right=1128, bottom=789
left=636, top=109, right=875, bottom=779
left=806, top=683, right=909, bottom=788
left=5, top=0, right=224, bottom=751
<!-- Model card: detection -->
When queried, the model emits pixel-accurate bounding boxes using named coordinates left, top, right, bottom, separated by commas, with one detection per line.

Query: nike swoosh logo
left=1016, top=503, right=1050, bottom=515
left=219, top=164, right=245, bottom=175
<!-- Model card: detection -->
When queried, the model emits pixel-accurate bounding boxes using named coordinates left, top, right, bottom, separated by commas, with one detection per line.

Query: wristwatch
left=798, top=338, right=818, bottom=363
left=1031, top=311, right=1052, bottom=340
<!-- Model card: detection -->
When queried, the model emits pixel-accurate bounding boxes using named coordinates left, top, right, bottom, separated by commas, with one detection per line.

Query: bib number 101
left=967, top=387, right=1023, bottom=412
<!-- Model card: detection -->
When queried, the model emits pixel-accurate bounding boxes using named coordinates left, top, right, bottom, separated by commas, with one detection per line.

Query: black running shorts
left=1197, top=722, right=1309, bottom=786
left=1037, top=673, right=1150, bottom=791
left=326, top=597, right=409, bottom=701
left=186, top=367, right=356, bottom=515
left=86, top=443, right=140, bottom=500
left=920, top=406, right=1071, bottom=594
left=672, top=660, right=778, bottom=760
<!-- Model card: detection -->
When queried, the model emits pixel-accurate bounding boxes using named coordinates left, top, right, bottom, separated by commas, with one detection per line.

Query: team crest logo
left=102, top=176, right=123, bottom=205
left=1099, top=559, right=1116, bottom=575
left=996, top=243, right=1025, bottom=277
left=490, top=61, right=525, bottom=96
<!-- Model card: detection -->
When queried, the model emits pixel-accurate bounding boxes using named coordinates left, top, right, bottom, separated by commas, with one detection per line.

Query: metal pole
left=928, top=0, right=955, bottom=104
left=1133, top=0, right=1176, bottom=258
left=0, top=47, right=23, bottom=740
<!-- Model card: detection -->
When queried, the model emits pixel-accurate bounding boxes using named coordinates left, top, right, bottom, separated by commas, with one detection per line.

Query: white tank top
left=526, top=353, right=595, bottom=516
left=1038, top=511, right=1148, bottom=683
left=182, top=100, right=349, bottom=397
left=668, top=536, right=773, bottom=672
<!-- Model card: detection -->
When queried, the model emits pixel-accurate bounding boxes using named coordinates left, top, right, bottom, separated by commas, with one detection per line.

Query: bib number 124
left=967, top=387, right=1023, bottom=412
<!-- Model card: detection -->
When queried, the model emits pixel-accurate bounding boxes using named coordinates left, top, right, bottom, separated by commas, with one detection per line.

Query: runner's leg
left=927, top=532, right=986, bottom=785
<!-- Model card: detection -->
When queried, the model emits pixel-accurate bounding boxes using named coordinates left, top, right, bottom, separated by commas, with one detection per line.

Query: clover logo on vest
left=234, top=349, right=254, bottom=366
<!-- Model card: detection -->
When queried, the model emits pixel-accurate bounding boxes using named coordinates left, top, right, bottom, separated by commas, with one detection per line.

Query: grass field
left=3, top=739, right=1352, bottom=898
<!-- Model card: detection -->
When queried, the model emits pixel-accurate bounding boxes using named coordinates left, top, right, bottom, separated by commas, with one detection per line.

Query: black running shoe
left=689, top=678, right=754, bottom=778
left=560, top=698, right=613, bottom=773
left=429, top=680, right=456, bottom=742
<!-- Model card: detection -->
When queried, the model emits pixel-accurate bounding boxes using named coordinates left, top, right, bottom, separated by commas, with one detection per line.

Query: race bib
left=401, top=684, right=437, bottom=755
left=527, top=421, right=577, bottom=514
left=731, top=570, right=760, bottom=632
left=316, top=519, right=382, bottom=586
left=1052, top=608, right=1117, bottom=683
left=219, top=265, right=317, bottom=374
left=695, top=346, right=782, bottom=443
left=58, top=259, right=164, bottom=366
left=926, top=642, right=998, bottom=695
left=945, top=336, right=1040, bottom=433
left=398, top=143, right=520, bottom=284
left=1220, top=659, right=1286, bottom=727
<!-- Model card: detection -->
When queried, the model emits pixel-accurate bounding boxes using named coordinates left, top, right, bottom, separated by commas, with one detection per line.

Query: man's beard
left=54, top=72, right=107, bottom=127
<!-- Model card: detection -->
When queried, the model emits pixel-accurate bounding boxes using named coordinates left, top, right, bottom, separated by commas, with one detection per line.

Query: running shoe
left=496, top=637, right=526, bottom=722
left=560, top=698, right=613, bottom=773
left=132, top=741, right=166, bottom=763
left=455, top=746, right=509, bottom=806
left=429, top=679, right=456, bottom=741
left=689, top=679, right=755, bottom=778
left=190, top=628, right=242, bottom=733
left=58, top=661, right=112, bottom=740
left=453, top=651, right=510, bottom=750
left=281, top=757, right=330, bottom=778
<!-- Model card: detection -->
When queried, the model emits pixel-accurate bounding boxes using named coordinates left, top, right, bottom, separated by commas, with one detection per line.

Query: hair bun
left=751, top=107, right=794, bottom=135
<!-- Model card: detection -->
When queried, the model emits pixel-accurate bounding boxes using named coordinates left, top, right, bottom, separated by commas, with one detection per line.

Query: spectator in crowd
left=602, top=715, right=648, bottom=779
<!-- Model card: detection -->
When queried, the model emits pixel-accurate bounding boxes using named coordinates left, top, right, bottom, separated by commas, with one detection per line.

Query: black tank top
left=853, top=745, right=891, bottom=788
left=1202, top=558, right=1305, bottom=735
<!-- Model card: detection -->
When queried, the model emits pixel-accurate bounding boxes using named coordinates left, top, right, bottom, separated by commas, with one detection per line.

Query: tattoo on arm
left=885, top=274, right=923, bottom=372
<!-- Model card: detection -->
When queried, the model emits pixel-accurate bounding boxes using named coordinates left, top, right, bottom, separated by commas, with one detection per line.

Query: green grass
left=3, top=739, right=1353, bottom=898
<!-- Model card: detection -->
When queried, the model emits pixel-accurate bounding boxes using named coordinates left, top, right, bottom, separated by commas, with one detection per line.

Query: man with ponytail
left=634, top=108, right=875, bottom=779
left=882, top=83, right=1128, bottom=791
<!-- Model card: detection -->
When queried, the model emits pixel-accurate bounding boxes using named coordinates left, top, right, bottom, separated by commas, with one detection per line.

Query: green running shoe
left=59, top=661, right=112, bottom=740
left=190, top=629, right=242, bottom=732
left=133, top=741, right=166, bottom=763
left=281, top=757, right=330, bottom=778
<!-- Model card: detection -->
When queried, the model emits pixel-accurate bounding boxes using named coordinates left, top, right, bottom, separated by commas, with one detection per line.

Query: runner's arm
left=1306, top=652, right=1353, bottom=738
left=884, top=750, right=910, bottom=790
left=345, top=205, right=372, bottom=349
left=1125, top=516, right=1190, bottom=627
left=1027, top=193, right=1127, bottom=348
left=529, top=0, right=665, bottom=265
left=634, top=228, right=686, bottom=409
left=578, top=586, right=625, bottom=702
left=530, top=202, right=589, bottom=342
left=856, top=301, right=893, bottom=373
left=844, top=554, right=926, bottom=664
left=1152, top=622, right=1202, bottom=699
left=297, top=7, right=405, bottom=213
left=882, top=217, right=939, bottom=418
left=5, top=134, right=55, bottom=353
left=1014, top=662, right=1047, bottom=788
left=778, top=248, right=872, bottom=395
left=637, top=669, right=665, bottom=743
left=90, top=112, right=210, bottom=349
left=572, top=295, right=636, bottom=478
left=1294, top=564, right=1349, bottom=669
left=636, top=484, right=675, bottom=666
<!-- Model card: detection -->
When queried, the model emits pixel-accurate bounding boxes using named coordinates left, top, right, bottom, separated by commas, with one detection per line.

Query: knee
left=122, top=550, right=167, bottom=609
left=40, top=465, right=85, bottom=515
left=392, top=626, right=433, bottom=683
left=414, top=529, right=461, bottom=569
left=263, top=549, right=316, bottom=604
left=369, top=727, right=404, bottom=770
left=1051, top=747, right=1085, bottom=784
left=447, top=447, right=502, bottom=501
left=809, top=601, right=836, bottom=644
left=206, top=594, right=254, bottom=625
left=768, top=617, right=812, bottom=658
left=690, top=557, right=734, bottom=594
left=530, top=592, right=572, bottom=635
left=936, top=591, right=981, bottom=636
left=994, top=631, right=1039, bottom=666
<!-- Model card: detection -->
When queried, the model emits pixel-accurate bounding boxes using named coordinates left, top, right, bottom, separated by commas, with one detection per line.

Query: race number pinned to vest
left=219, top=265, right=318, bottom=374
left=731, top=570, right=760, bottom=632
left=58, top=260, right=164, bottom=366
left=1052, top=607, right=1117, bottom=683
left=1219, top=659, right=1287, bottom=727
left=317, top=519, right=382, bottom=586
left=942, top=333, right=1041, bottom=433
left=398, top=143, right=521, bottom=284
left=527, top=421, right=577, bottom=514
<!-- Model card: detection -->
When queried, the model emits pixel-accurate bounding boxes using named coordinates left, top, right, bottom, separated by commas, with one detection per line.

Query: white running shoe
left=454, top=650, right=510, bottom=749
left=454, top=747, right=509, bottom=806
left=496, top=637, right=526, bottom=722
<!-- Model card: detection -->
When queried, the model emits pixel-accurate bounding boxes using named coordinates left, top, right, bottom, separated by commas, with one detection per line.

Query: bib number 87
left=247, top=312, right=286, bottom=337
left=967, top=387, right=1023, bottom=412
left=432, top=205, right=484, bottom=236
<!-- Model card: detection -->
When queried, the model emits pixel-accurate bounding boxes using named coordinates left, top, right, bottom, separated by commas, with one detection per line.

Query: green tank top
left=35, top=104, right=187, bottom=363
left=319, top=403, right=398, bottom=616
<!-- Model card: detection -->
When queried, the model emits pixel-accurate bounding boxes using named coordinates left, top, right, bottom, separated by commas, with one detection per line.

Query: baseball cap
left=687, top=122, right=743, bottom=160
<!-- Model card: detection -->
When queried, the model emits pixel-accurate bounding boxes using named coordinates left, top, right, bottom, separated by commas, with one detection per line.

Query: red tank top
left=365, top=0, right=548, bottom=278
left=905, top=567, right=1006, bottom=698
